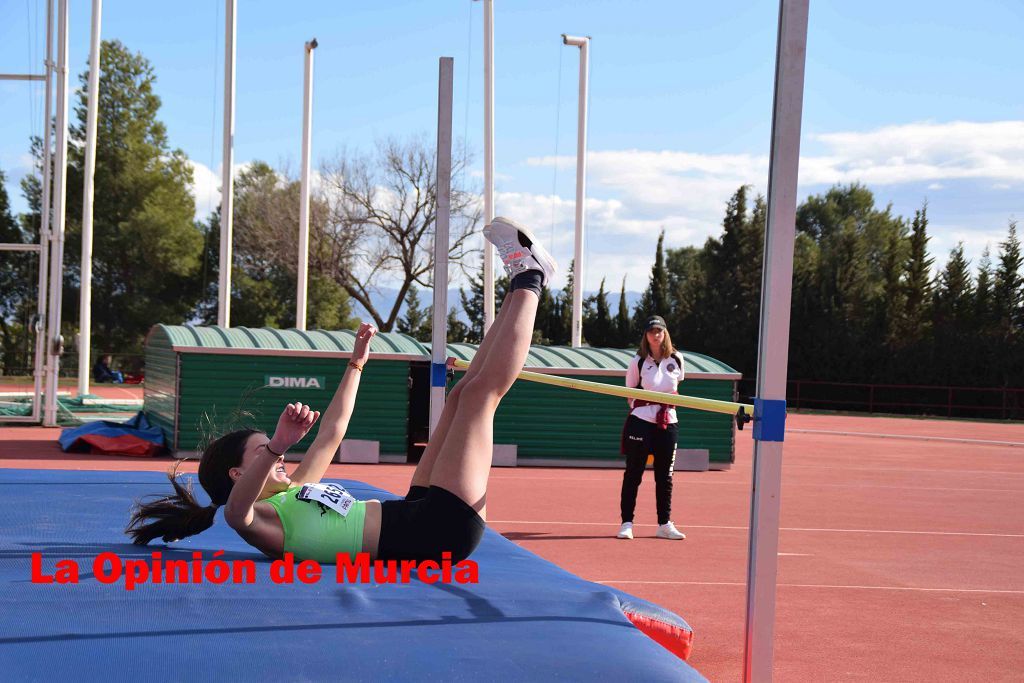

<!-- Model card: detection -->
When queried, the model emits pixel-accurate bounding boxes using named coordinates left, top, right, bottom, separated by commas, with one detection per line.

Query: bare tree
left=203, top=161, right=354, bottom=330
left=320, top=135, right=481, bottom=331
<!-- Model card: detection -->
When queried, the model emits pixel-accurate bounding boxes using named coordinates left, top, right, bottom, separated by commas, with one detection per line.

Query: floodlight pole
left=482, top=0, right=495, bottom=333
left=296, top=38, right=317, bottom=331
left=430, top=57, right=454, bottom=436
left=562, top=34, right=589, bottom=348
left=743, top=1, right=809, bottom=681
left=218, top=0, right=237, bottom=327
left=43, top=0, right=70, bottom=426
left=77, top=0, right=103, bottom=397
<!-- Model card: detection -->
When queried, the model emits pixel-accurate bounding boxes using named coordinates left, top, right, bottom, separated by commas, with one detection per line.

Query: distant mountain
left=350, top=287, right=644, bottom=326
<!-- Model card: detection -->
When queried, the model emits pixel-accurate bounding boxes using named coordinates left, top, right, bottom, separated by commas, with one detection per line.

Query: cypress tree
left=615, top=277, right=631, bottom=348
left=931, top=244, right=973, bottom=384
left=446, top=307, right=469, bottom=343
left=397, top=286, right=431, bottom=340
left=903, top=205, right=934, bottom=331
left=583, top=278, right=612, bottom=347
left=993, top=221, right=1023, bottom=386
left=459, top=265, right=509, bottom=344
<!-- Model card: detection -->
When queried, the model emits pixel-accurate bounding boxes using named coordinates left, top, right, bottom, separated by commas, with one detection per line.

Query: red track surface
left=2, top=412, right=1022, bottom=681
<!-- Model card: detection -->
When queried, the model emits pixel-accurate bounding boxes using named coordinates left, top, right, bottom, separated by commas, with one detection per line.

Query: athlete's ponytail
left=126, top=429, right=259, bottom=545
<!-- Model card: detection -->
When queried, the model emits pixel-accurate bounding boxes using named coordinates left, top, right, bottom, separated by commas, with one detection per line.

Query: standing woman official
left=617, top=315, right=686, bottom=540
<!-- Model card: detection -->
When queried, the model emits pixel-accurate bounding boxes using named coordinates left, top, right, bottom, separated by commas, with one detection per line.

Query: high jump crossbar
left=448, top=357, right=754, bottom=418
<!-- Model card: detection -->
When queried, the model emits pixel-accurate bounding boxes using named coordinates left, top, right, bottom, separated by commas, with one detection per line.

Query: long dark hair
left=126, top=429, right=260, bottom=545
left=639, top=326, right=677, bottom=361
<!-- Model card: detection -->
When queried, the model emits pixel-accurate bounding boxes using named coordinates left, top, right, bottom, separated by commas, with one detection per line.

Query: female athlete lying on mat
left=127, top=217, right=557, bottom=564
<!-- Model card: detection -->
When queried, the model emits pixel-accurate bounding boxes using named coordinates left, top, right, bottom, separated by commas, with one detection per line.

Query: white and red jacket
left=625, top=353, right=685, bottom=426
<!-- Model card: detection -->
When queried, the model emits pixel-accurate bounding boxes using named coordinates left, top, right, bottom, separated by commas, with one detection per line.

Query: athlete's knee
left=447, top=378, right=468, bottom=403
left=458, top=376, right=504, bottom=407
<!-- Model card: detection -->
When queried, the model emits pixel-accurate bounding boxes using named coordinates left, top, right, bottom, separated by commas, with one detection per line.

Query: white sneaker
left=616, top=522, right=634, bottom=540
left=657, top=522, right=686, bottom=540
left=483, top=216, right=558, bottom=288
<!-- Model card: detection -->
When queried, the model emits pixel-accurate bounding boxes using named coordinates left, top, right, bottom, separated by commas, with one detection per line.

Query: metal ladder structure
left=0, top=0, right=70, bottom=426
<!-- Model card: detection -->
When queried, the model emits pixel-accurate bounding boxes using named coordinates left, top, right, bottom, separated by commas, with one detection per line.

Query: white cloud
left=187, top=160, right=221, bottom=219
left=529, top=150, right=769, bottom=218
left=187, top=120, right=1023, bottom=295
left=932, top=226, right=1005, bottom=262
left=807, top=120, right=1024, bottom=185
left=513, top=119, right=1023, bottom=290
left=469, top=168, right=513, bottom=182
left=3, top=152, right=35, bottom=172
left=489, top=189, right=716, bottom=291
left=186, top=160, right=263, bottom=220
left=530, top=120, right=1024, bottom=203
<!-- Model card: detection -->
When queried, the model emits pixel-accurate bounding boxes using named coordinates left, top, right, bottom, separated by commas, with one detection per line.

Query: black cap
left=644, top=315, right=667, bottom=331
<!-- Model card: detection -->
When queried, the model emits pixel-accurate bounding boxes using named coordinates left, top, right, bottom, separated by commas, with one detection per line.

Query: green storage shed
left=145, top=324, right=741, bottom=468
left=144, top=324, right=427, bottom=455
left=444, top=344, right=742, bottom=468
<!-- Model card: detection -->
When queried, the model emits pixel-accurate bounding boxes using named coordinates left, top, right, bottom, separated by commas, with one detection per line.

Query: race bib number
left=297, top=482, right=356, bottom=517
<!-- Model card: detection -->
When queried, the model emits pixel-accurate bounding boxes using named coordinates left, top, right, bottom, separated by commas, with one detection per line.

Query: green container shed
left=144, top=325, right=427, bottom=456
left=444, top=344, right=742, bottom=468
left=145, top=324, right=742, bottom=468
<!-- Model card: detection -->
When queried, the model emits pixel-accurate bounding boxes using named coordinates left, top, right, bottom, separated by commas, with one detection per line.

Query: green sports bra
left=264, top=482, right=366, bottom=564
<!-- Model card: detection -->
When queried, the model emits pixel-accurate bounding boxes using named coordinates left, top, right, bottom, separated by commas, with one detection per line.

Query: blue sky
left=1, top=0, right=1021, bottom=293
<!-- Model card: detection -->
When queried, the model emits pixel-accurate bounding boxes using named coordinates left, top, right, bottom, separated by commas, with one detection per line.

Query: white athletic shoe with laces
left=616, top=522, right=634, bottom=540
left=483, top=217, right=558, bottom=287
left=657, top=522, right=686, bottom=540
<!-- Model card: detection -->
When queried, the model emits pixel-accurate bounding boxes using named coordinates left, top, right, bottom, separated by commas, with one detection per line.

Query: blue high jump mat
left=0, top=469, right=706, bottom=681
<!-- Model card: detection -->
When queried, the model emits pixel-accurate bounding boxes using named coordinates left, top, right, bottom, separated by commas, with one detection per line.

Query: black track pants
left=620, top=415, right=679, bottom=526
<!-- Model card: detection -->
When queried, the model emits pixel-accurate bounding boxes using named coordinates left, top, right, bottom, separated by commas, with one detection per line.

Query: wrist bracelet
left=348, top=361, right=363, bottom=372
left=265, top=443, right=285, bottom=457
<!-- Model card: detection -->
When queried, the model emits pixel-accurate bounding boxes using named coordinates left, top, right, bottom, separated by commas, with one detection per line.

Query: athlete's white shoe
left=656, top=522, right=686, bottom=540
left=483, top=216, right=558, bottom=287
left=616, top=522, right=634, bottom=540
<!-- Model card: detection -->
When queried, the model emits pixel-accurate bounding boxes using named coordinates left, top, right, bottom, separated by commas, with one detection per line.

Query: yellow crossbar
left=448, top=358, right=754, bottom=418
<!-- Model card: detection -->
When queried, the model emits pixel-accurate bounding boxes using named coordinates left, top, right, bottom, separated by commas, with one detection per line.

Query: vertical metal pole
left=562, top=34, right=589, bottom=348
left=297, top=38, right=317, bottom=331
left=218, top=0, right=237, bottom=328
left=743, top=1, right=809, bottom=681
left=482, top=0, right=495, bottom=333
left=44, top=0, right=70, bottom=426
left=430, top=57, right=454, bottom=436
left=77, top=0, right=102, bottom=397
left=33, top=0, right=55, bottom=421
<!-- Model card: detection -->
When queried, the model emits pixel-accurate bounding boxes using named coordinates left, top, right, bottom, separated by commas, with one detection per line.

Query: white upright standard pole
left=218, top=0, right=237, bottom=328
left=77, top=0, right=102, bottom=397
left=34, top=0, right=56, bottom=421
left=482, top=0, right=495, bottom=333
left=743, top=1, right=809, bottom=681
left=562, top=34, right=589, bottom=348
left=430, top=57, right=454, bottom=437
left=44, top=0, right=70, bottom=426
left=296, top=38, right=317, bottom=331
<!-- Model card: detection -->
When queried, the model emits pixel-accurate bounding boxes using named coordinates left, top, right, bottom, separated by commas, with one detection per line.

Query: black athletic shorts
left=376, top=486, right=485, bottom=563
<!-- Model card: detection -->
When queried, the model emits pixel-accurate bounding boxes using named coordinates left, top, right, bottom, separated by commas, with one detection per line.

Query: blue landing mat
left=0, top=469, right=705, bottom=681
